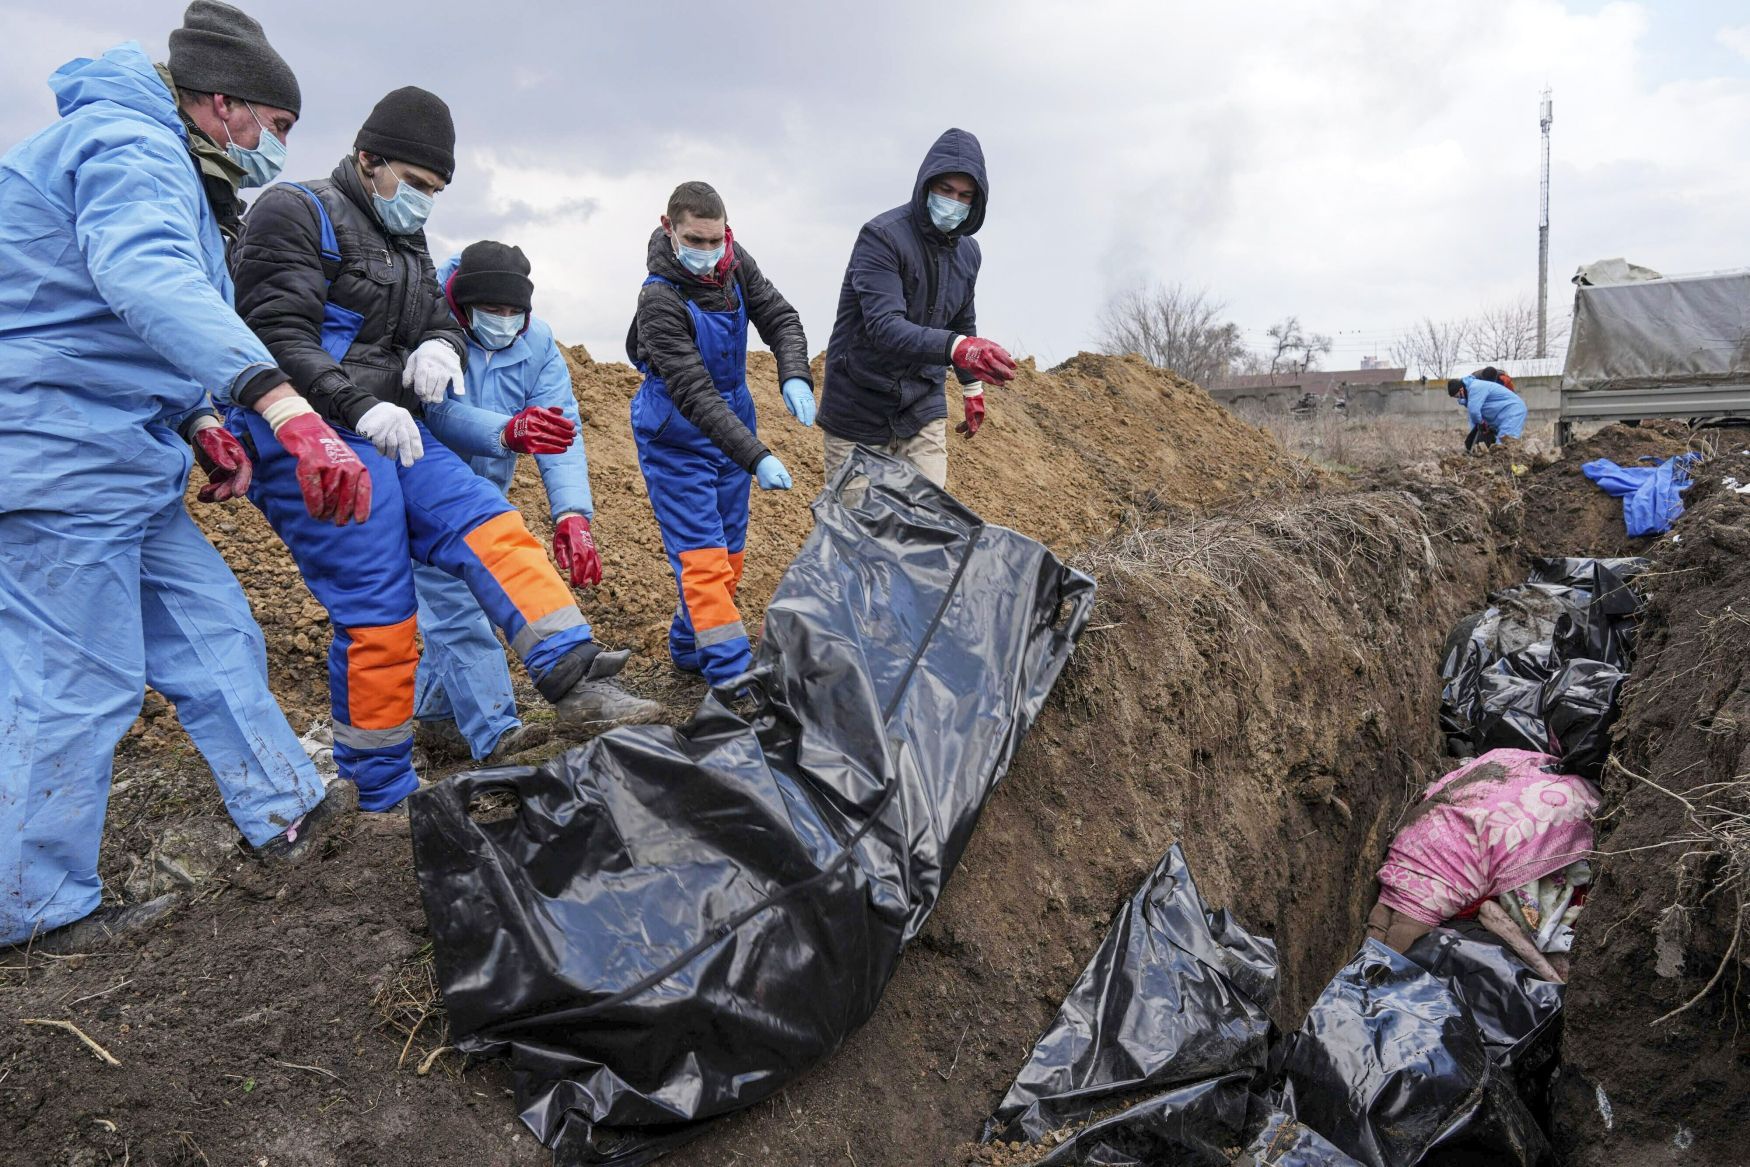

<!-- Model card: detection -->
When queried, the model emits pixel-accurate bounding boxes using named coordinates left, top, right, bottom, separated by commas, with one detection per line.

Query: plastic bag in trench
left=408, top=448, right=1095, bottom=1166
left=1274, top=941, right=1552, bottom=1167
left=981, top=843, right=1278, bottom=1156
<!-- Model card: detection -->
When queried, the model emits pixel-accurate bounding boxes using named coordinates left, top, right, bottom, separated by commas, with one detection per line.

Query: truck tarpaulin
left=408, top=448, right=1095, bottom=1165
left=982, top=843, right=1278, bottom=1151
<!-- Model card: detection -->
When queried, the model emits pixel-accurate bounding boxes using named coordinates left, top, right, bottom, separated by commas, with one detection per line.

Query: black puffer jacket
left=230, top=156, right=466, bottom=426
left=625, top=227, right=811, bottom=473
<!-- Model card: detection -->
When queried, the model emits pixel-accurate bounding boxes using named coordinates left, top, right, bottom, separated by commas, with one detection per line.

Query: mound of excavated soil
left=1517, top=420, right=1700, bottom=561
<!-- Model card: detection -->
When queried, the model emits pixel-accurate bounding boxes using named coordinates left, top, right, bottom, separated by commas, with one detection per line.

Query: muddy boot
left=485, top=723, right=550, bottom=762
left=535, top=642, right=659, bottom=729
left=18, top=894, right=182, bottom=956
left=414, top=718, right=472, bottom=764
left=252, top=780, right=359, bottom=863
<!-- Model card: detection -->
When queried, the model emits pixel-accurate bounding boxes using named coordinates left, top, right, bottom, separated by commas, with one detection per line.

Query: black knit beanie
left=452, top=241, right=534, bottom=310
left=167, top=1, right=300, bottom=115
left=355, top=87, right=455, bottom=182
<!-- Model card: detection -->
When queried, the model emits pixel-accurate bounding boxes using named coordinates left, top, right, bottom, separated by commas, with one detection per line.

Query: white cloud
left=1719, top=23, right=1750, bottom=62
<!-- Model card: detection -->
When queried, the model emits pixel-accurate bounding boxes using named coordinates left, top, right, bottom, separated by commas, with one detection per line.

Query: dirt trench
left=0, top=352, right=1729, bottom=1166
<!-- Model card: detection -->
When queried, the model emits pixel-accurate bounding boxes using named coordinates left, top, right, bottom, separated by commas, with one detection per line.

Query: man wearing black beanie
left=229, top=94, right=662, bottom=813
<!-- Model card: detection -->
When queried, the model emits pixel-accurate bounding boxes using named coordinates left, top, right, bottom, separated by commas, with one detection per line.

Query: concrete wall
left=1209, top=376, right=1560, bottom=429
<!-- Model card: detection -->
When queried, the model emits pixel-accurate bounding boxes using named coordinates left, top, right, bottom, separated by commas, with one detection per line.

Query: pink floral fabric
left=1376, top=749, right=1601, bottom=927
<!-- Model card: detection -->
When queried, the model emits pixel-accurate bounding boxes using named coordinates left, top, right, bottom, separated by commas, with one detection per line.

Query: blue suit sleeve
left=529, top=337, right=593, bottom=520
left=422, top=393, right=510, bottom=458
left=1462, top=378, right=1487, bottom=427
left=70, top=135, right=278, bottom=407
left=848, top=225, right=957, bottom=365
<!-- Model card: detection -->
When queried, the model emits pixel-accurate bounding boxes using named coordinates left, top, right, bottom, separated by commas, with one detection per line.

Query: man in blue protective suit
left=230, top=91, right=662, bottom=813
left=0, top=2, right=373, bottom=952
left=819, top=128, right=1017, bottom=488
left=627, top=181, right=815, bottom=688
left=415, top=241, right=602, bottom=763
left=1447, top=374, right=1528, bottom=450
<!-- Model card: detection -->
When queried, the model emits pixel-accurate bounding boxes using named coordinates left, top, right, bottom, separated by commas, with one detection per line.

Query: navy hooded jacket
left=819, top=128, right=986, bottom=444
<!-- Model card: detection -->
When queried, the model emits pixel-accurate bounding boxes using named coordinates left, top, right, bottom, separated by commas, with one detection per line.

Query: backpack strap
left=279, top=182, right=342, bottom=288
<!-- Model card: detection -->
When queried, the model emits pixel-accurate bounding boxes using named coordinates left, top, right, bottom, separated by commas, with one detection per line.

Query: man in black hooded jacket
left=818, top=128, right=1016, bottom=488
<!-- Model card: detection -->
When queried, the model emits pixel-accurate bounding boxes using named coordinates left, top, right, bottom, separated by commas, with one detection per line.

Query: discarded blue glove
left=754, top=454, right=793, bottom=491
left=781, top=378, right=816, bottom=427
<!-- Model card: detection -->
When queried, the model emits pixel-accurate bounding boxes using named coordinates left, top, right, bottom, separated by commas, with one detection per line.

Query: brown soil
left=1516, top=420, right=1700, bottom=564
left=7, top=356, right=1745, bottom=1167
left=1551, top=447, right=1750, bottom=1167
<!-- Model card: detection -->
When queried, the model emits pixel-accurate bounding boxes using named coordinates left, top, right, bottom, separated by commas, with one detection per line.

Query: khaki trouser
left=822, top=418, right=950, bottom=493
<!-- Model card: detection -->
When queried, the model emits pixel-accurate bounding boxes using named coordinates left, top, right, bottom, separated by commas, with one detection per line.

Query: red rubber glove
left=553, top=514, right=602, bottom=587
left=503, top=406, right=576, bottom=455
left=191, top=423, right=252, bottom=502
left=957, top=391, right=986, bottom=440
left=951, top=336, right=1018, bottom=386
left=275, top=412, right=371, bottom=525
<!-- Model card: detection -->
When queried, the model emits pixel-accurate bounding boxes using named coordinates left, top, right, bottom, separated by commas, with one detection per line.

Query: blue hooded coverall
left=1460, top=375, right=1527, bottom=440
left=631, top=278, right=756, bottom=687
left=0, top=44, right=324, bottom=944
left=414, top=255, right=594, bottom=759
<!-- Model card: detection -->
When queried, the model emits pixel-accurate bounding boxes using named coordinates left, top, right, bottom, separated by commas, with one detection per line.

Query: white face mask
left=927, top=190, right=971, bottom=232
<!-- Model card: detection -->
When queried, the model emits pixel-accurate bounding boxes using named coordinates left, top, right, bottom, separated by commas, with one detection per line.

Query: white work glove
left=402, top=338, right=464, bottom=405
left=355, top=401, right=424, bottom=468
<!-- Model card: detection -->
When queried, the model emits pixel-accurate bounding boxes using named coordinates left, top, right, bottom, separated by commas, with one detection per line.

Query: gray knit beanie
left=167, top=1, right=300, bottom=115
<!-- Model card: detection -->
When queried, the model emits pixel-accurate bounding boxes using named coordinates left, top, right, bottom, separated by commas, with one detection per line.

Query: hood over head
left=911, top=127, right=988, bottom=240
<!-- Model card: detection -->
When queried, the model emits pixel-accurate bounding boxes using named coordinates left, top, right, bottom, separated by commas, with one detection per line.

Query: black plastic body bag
left=409, top=449, right=1095, bottom=1165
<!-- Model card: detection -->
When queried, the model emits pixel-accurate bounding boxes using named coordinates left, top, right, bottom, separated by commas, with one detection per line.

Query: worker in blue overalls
left=626, top=181, right=815, bottom=688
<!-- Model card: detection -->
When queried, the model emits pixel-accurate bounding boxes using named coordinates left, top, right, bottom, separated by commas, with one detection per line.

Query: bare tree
left=1095, top=283, right=1249, bottom=387
left=1264, top=316, right=1333, bottom=377
left=1390, top=317, right=1474, bottom=379
left=1468, top=297, right=1569, bottom=362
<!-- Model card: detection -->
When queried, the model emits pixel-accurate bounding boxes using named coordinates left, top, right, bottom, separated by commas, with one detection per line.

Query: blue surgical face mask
left=927, top=190, right=971, bottom=233
left=471, top=308, right=525, bottom=351
left=223, top=102, right=286, bottom=188
left=370, top=165, right=435, bottom=235
left=673, top=236, right=725, bottom=277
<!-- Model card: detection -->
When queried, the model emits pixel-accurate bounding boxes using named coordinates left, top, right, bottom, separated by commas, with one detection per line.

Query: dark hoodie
left=819, top=128, right=987, bottom=444
left=626, top=226, right=812, bottom=473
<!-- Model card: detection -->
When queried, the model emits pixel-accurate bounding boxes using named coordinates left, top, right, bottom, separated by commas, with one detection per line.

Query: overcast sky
left=5, top=1, right=1749, bottom=371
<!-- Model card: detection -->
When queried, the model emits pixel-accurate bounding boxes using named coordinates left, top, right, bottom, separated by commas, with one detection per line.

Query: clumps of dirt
left=1551, top=447, right=1750, bottom=1167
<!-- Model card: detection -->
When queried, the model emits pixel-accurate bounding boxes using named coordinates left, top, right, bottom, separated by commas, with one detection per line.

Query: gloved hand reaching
left=780, top=377, right=816, bottom=427
left=951, top=336, right=1018, bottom=386
left=754, top=453, right=792, bottom=491
left=261, top=396, right=371, bottom=525
left=956, top=388, right=986, bottom=440
left=552, top=513, right=603, bottom=587
left=189, top=416, right=253, bottom=501
left=402, top=338, right=464, bottom=405
left=355, top=400, right=424, bottom=467
left=503, top=406, right=576, bottom=455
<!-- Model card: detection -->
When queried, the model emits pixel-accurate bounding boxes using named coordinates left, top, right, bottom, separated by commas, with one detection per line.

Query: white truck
left=1558, top=263, right=1750, bottom=444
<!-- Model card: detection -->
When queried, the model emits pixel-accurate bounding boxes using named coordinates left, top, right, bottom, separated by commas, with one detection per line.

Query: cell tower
left=1537, top=88, right=1553, bottom=358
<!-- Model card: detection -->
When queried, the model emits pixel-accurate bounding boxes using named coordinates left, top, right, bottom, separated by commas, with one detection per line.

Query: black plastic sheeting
left=981, top=844, right=1278, bottom=1152
left=1274, top=941, right=1552, bottom=1167
left=1438, top=557, right=1644, bottom=776
left=1236, top=1110, right=1365, bottom=1167
left=410, top=449, right=1094, bottom=1166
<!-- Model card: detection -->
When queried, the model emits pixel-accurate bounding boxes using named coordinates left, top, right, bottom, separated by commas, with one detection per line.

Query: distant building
left=1211, top=366, right=1408, bottom=396
left=1360, top=355, right=1385, bottom=370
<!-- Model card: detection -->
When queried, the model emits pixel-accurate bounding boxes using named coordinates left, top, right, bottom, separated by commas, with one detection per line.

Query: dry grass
left=1072, top=491, right=1439, bottom=634
left=370, top=943, right=457, bottom=1076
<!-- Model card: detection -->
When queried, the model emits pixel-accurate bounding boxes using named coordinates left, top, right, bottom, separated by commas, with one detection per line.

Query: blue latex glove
left=754, top=454, right=792, bottom=491
left=780, top=377, right=816, bottom=426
